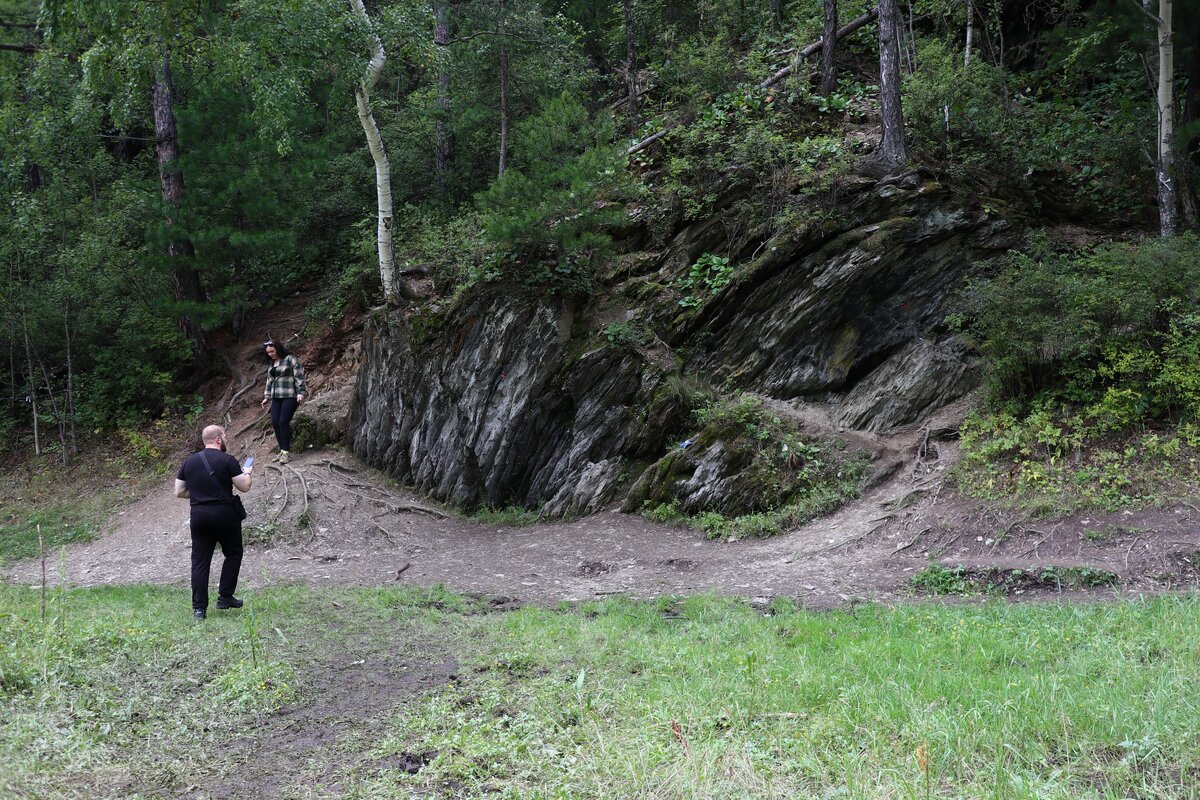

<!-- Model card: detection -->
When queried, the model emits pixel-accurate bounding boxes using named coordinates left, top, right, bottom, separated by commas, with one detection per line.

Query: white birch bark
left=964, top=0, right=973, bottom=66
left=1156, top=0, right=1177, bottom=236
left=350, top=0, right=403, bottom=303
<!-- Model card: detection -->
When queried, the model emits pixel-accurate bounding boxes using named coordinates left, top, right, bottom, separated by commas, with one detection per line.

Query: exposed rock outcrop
left=349, top=296, right=683, bottom=512
left=686, top=175, right=1018, bottom=430
left=349, top=173, right=1022, bottom=515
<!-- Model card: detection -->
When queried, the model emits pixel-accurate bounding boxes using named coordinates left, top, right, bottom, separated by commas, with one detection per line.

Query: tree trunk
left=498, top=42, right=509, bottom=177
left=768, top=0, right=783, bottom=29
left=152, top=56, right=210, bottom=363
left=964, top=0, right=973, bottom=66
left=433, top=0, right=453, bottom=196
left=498, top=0, right=510, bottom=177
left=623, top=0, right=638, bottom=135
left=1155, top=0, right=1177, bottom=236
left=820, top=0, right=837, bottom=93
left=62, top=291, right=77, bottom=461
left=21, top=312, right=39, bottom=456
left=350, top=0, right=414, bottom=304
left=876, top=0, right=909, bottom=171
left=759, top=8, right=876, bottom=90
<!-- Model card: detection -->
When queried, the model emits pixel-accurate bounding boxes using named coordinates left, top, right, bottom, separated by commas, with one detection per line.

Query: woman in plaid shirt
left=260, top=340, right=306, bottom=464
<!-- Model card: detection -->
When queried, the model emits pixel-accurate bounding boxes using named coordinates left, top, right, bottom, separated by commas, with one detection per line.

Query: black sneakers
left=216, top=596, right=244, bottom=609
left=194, top=609, right=206, bottom=621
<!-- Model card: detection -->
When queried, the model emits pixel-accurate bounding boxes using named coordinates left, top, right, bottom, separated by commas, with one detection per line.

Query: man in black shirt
left=175, top=425, right=254, bottom=620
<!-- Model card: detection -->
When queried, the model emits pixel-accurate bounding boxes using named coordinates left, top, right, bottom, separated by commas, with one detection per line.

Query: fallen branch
left=623, top=9, right=881, bottom=157
left=760, top=8, right=879, bottom=89
left=626, top=128, right=669, bottom=155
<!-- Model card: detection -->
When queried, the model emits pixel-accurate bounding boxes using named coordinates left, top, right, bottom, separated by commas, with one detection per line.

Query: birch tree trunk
left=1155, top=0, right=1177, bottom=236
left=152, top=55, right=211, bottom=364
left=820, top=0, right=837, bottom=94
left=876, top=0, right=909, bottom=171
left=350, top=0, right=414, bottom=304
left=964, top=0, right=973, bottom=66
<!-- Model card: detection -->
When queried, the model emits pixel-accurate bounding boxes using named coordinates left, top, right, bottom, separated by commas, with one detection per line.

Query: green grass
left=356, top=595, right=1200, bottom=799
left=469, top=504, right=544, bottom=526
left=3, top=585, right=1200, bottom=799
left=0, top=505, right=102, bottom=564
left=0, top=450, right=168, bottom=567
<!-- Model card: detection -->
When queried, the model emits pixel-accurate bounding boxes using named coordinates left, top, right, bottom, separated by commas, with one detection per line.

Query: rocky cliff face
left=349, top=297, right=683, bottom=514
left=684, top=174, right=1018, bottom=430
left=349, top=173, right=1021, bottom=515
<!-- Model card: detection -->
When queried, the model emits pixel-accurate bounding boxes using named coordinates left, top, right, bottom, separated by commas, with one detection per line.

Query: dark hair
left=263, top=339, right=291, bottom=359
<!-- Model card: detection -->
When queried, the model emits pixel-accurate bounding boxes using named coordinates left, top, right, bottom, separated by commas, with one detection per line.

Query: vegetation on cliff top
left=2, top=0, right=1190, bottom=455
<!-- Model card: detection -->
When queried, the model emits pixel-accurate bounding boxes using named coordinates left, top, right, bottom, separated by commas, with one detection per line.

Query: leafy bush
left=911, top=564, right=971, bottom=596
left=956, top=234, right=1200, bottom=424
left=675, top=253, right=734, bottom=308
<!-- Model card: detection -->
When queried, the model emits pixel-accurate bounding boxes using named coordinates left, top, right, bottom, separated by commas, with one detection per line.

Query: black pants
left=269, top=397, right=299, bottom=452
left=190, top=505, right=243, bottom=610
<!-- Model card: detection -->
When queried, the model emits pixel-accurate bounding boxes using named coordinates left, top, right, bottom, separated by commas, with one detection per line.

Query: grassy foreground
left=1, top=584, right=1199, bottom=800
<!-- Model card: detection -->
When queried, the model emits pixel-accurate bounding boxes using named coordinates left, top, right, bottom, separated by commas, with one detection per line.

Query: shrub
left=476, top=93, right=636, bottom=295
left=955, top=234, right=1200, bottom=424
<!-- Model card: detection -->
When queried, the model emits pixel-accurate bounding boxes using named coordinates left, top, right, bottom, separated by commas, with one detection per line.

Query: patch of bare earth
left=175, top=624, right=459, bottom=800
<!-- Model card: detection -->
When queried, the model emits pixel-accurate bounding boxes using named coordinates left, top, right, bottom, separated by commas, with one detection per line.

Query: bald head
left=202, top=425, right=225, bottom=445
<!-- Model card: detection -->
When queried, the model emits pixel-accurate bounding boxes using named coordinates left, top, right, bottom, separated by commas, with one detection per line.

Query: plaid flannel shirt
left=264, top=355, right=307, bottom=400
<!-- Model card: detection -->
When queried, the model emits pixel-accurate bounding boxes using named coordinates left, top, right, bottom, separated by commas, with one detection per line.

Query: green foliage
left=957, top=235, right=1200, bottom=422
left=477, top=93, right=635, bottom=294
left=955, top=408, right=1200, bottom=511
left=392, top=206, right=490, bottom=296
left=598, top=319, right=651, bottom=348
left=636, top=395, right=870, bottom=539
left=910, top=564, right=971, bottom=596
left=468, top=505, right=542, bottom=526
left=951, top=234, right=1200, bottom=509
left=649, top=82, right=856, bottom=226
left=675, top=253, right=734, bottom=308
left=903, top=37, right=1148, bottom=221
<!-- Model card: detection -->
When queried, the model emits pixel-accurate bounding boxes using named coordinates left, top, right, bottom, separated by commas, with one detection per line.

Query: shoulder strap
left=198, top=450, right=236, bottom=503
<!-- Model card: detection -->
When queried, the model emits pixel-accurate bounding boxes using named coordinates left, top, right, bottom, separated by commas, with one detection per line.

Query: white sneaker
left=278, top=451, right=290, bottom=464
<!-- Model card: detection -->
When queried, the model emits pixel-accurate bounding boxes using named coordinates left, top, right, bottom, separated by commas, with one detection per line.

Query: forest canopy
left=0, top=0, right=1194, bottom=459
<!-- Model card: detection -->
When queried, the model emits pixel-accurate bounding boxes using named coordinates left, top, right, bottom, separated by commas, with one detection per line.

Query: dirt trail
left=7, top=435, right=1200, bottom=608
left=6, top=298, right=1200, bottom=607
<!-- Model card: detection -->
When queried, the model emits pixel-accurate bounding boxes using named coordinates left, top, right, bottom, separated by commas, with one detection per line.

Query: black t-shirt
left=177, top=450, right=244, bottom=507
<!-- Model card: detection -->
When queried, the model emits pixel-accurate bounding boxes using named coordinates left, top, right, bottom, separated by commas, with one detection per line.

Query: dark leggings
left=270, top=397, right=299, bottom=452
left=190, top=505, right=243, bottom=610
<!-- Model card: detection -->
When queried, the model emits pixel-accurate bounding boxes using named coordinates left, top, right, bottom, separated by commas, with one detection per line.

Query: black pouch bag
left=199, top=450, right=248, bottom=521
